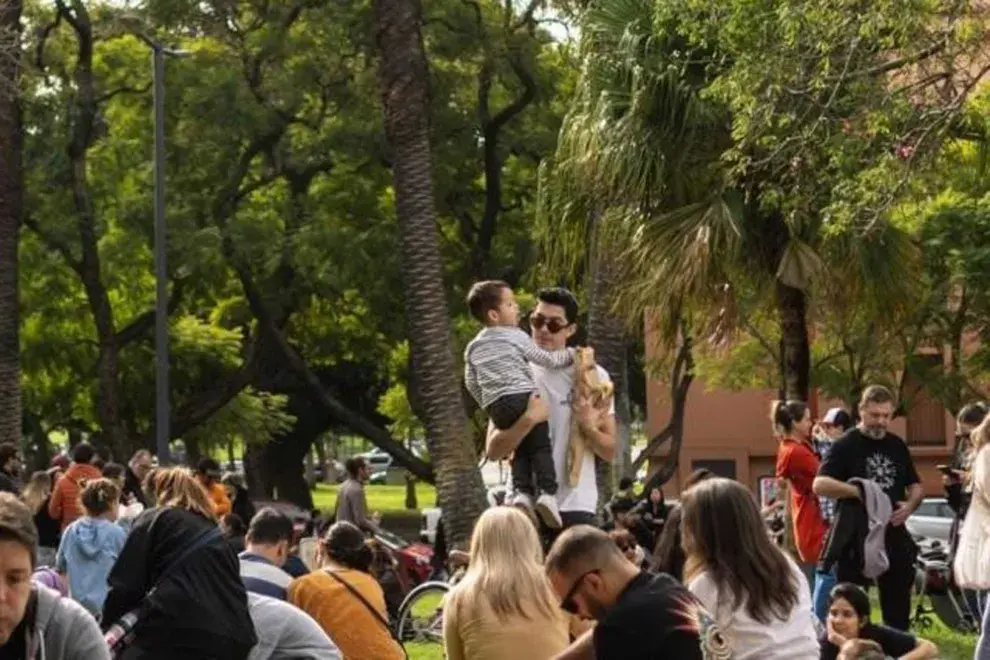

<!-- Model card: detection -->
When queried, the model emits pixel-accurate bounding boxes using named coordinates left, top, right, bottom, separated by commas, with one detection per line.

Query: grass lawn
left=868, top=594, right=976, bottom=657
left=311, top=482, right=438, bottom=514
left=406, top=642, right=445, bottom=660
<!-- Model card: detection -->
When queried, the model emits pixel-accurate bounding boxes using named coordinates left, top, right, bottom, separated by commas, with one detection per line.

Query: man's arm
left=356, top=487, right=380, bottom=534
left=485, top=394, right=548, bottom=460
left=891, top=482, right=924, bottom=526
left=813, top=476, right=861, bottom=501
left=574, top=396, right=616, bottom=463
left=552, top=630, right=595, bottom=660
left=891, top=442, right=924, bottom=526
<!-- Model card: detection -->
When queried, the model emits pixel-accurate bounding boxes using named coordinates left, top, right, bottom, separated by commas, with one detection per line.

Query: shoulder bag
left=324, top=569, right=408, bottom=658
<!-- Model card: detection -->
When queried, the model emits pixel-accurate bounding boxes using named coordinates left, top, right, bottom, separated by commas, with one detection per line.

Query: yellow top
left=288, top=568, right=404, bottom=660
left=443, top=591, right=570, bottom=660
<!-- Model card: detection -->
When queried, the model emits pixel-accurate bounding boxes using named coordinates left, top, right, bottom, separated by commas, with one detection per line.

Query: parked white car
left=906, top=497, right=954, bottom=543
left=358, top=447, right=394, bottom=472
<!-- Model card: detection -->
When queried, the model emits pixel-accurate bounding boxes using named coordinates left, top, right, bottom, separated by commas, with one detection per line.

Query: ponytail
left=771, top=400, right=808, bottom=436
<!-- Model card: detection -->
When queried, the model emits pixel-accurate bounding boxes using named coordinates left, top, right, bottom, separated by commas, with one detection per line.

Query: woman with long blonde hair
left=443, top=507, right=569, bottom=660
left=102, top=467, right=256, bottom=659
left=954, top=417, right=990, bottom=656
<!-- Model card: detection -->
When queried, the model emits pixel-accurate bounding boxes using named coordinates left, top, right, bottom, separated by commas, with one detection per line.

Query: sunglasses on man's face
left=530, top=314, right=570, bottom=334
left=559, top=569, right=598, bottom=615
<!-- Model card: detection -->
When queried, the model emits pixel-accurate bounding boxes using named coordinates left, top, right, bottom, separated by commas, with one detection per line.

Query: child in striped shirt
left=464, top=280, right=573, bottom=528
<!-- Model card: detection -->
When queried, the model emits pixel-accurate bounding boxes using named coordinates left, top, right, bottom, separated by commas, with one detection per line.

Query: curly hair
left=79, top=478, right=121, bottom=517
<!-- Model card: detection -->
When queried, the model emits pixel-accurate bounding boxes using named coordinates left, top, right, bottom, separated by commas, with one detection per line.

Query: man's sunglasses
left=560, top=568, right=598, bottom=615
left=530, top=314, right=570, bottom=335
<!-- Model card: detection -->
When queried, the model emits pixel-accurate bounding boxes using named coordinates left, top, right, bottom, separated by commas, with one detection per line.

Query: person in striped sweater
left=464, top=280, right=574, bottom=529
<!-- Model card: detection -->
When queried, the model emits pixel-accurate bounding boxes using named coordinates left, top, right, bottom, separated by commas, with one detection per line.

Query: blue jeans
left=812, top=568, right=837, bottom=624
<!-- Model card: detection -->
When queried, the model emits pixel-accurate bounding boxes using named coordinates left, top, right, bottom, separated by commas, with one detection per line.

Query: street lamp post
left=152, top=45, right=168, bottom=466
left=145, top=40, right=188, bottom=466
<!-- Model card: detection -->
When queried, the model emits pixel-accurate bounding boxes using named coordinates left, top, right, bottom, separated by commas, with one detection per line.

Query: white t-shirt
left=687, top=554, right=819, bottom=660
left=531, top=363, right=614, bottom=515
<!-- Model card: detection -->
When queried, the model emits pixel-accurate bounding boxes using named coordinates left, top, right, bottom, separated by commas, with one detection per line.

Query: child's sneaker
left=511, top=493, right=538, bottom=525
left=511, top=492, right=533, bottom=510
left=535, top=493, right=563, bottom=529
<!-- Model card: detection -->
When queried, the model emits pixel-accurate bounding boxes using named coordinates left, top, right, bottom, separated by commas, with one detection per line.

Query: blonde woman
left=102, top=467, right=256, bottom=659
left=954, top=417, right=990, bottom=656
left=443, top=507, right=569, bottom=660
left=22, top=470, right=60, bottom=565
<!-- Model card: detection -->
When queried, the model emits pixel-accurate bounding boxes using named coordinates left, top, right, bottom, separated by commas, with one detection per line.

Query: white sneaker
left=535, top=493, right=563, bottom=529
left=511, top=492, right=534, bottom=510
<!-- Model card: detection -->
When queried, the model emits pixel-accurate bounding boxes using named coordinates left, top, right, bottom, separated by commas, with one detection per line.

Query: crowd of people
left=0, top=283, right=979, bottom=659
left=0, top=441, right=407, bottom=659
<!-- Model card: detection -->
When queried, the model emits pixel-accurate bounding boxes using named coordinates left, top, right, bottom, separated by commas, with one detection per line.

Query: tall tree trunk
left=586, top=220, right=628, bottom=505
left=635, top=324, right=693, bottom=491
left=263, top=427, right=316, bottom=510
left=775, top=280, right=810, bottom=401
left=374, top=0, right=486, bottom=547
left=0, top=0, right=22, bottom=447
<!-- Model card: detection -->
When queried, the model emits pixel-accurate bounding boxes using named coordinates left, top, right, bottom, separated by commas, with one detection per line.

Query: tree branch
left=23, top=216, right=81, bottom=272
left=234, top=261, right=434, bottom=482
left=114, top=279, right=185, bottom=347
left=137, top=332, right=262, bottom=448
left=96, top=82, right=152, bottom=104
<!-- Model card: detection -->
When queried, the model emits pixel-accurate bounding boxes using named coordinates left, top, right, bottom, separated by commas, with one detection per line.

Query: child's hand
left=524, top=394, right=550, bottom=425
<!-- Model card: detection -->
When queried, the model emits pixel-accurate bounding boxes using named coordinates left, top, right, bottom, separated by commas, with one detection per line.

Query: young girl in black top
left=822, top=583, right=937, bottom=660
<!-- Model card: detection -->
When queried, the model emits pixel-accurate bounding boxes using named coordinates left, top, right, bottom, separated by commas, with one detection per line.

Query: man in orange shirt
left=49, top=442, right=103, bottom=531
left=196, top=458, right=231, bottom=516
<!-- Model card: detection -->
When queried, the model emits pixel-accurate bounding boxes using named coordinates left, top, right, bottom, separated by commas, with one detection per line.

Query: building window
left=904, top=354, right=946, bottom=447
left=691, top=459, right=737, bottom=480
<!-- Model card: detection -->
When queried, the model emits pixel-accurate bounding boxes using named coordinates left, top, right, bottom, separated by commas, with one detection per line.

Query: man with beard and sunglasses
left=814, top=385, right=923, bottom=631
left=545, top=525, right=730, bottom=660
left=485, top=288, right=616, bottom=531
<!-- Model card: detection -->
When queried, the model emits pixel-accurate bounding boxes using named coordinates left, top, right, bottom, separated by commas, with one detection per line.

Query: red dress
left=775, top=438, right=828, bottom=563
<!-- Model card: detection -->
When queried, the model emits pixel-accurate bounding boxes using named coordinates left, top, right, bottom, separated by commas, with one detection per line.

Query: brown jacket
left=49, top=463, right=102, bottom=530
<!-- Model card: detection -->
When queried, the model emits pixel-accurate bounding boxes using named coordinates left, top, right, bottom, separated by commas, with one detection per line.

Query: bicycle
left=395, top=550, right=468, bottom=644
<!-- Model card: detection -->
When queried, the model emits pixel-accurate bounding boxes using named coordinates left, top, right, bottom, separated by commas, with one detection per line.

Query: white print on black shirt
left=865, top=452, right=897, bottom=492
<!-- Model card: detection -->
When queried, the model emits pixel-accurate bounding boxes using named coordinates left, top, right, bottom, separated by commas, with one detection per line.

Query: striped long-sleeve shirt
left=464, top=326, right=573, bottom=409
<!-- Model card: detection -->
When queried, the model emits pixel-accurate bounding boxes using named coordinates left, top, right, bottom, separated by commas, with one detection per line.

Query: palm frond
left=603, top=193, right=744, bottom=341
left=535, top=0, right=723, bottom=285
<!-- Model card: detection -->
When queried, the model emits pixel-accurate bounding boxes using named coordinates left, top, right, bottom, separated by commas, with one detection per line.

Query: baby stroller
left=912, top=536, right=979, bottom=633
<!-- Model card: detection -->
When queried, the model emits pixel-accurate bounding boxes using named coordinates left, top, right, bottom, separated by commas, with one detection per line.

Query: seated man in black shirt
left=545, top=525, right=730, bottom=660
left=813, top=385, right=924, bottom=631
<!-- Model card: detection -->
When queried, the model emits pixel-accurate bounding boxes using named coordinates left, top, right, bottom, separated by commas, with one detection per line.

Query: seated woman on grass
left=822, top=583, right=938, bottom=660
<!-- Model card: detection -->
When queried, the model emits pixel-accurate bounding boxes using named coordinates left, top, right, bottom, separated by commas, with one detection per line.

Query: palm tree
left=538, top=0, right=919, bottom=405
left=0, top=0, right=22, bottom=446
left=373, top=0, right=486, bottom=546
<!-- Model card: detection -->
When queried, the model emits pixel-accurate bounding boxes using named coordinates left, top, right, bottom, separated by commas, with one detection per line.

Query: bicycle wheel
left=396, top=581, right=450, bottom=645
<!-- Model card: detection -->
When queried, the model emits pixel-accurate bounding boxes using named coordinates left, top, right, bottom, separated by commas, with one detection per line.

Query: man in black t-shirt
left=814, top=385, right=923, bottom=631
left=545, top=525, right=731, bottom=660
